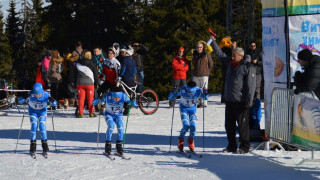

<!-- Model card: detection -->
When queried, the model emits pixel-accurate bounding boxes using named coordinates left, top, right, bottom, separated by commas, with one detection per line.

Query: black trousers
left=225, top=102, right=250, bottom=151
left=50, top=83, right=59, bottom=100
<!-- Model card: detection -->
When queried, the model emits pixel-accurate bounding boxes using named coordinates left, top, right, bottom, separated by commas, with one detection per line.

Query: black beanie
left=298, top=49, right=312, bottom=62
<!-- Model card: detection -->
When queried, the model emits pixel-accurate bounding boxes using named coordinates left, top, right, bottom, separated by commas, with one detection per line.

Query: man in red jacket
left=169, top=47, right=189, bottom=108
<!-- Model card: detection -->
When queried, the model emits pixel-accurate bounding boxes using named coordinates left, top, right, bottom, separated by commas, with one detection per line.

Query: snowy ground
left=0, top=94, right=319, bottom=180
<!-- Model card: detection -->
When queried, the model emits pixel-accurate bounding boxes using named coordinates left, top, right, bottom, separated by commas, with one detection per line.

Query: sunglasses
left=179, top=50, right=184, bottom=52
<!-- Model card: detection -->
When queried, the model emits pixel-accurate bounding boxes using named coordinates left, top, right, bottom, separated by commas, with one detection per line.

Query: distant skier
left=92, top=86, right=137, bottom=155
left=168, top=81, right=208, bottom=152
left=18, top=83, right=57, bottom=155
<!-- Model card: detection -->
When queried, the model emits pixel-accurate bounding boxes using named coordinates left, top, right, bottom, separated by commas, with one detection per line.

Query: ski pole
left=123, top=103, right=131, bottom=148
left=202, top=82, right=207, bottom=152
left=14, top=104, right=27, bottom=153
left=169, top=99, right=175, bottom=152
left=51, top=106, right=57, bottom=151
left=96, top=104, right=101, bottom=152
left=203, top=102, right=205, bottom=152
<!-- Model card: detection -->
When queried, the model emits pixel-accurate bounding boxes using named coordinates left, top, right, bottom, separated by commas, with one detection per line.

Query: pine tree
left=44, top=0, right=133, bottom=50
left=22, top=0, right=50, bottom=83
left=5, top=0, right=21, bottom=86
left=5, top=0, right=20, bottom=51
left=0, top=3, right=13, bottom=81
left=138, top=0, right=227, bottom=99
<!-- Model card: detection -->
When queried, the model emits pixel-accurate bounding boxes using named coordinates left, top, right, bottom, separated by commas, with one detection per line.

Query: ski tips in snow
left=176, top=150, right=192, bottom=158
left=103, top=152, right=130, bottom=160
left=103, top=152, right=115, bottom=161
left=116, top=152, right=131, bottom=160
left=186, top=150, right=203, bottom=158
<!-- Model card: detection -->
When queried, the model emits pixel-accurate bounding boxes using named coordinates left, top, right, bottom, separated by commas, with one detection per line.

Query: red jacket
left=172, top=56, right=189, bottom=80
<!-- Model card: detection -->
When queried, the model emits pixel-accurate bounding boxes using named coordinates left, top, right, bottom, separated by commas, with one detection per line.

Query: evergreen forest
left=0, top=0, right=262, bottom=100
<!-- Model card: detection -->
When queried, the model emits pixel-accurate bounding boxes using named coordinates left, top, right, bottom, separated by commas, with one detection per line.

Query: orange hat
left=178, top=47, right=185, bottom=52
left=219, top=37, right=233, bottom=49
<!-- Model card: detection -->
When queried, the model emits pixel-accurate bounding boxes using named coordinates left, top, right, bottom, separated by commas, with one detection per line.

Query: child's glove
left=131, top=100, right=138, bottom=108
left=18, top=97, right=26, bottom=104
left=51, top=100, right=57, bottom=107
left=92, top=98, right=100, bottom=106
left=168, top=92, right=176, bottom=101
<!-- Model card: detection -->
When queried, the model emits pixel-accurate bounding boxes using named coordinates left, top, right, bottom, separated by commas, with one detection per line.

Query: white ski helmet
left=120, top=44, right=134, bottom=56
left=112, top=43, right=120, bottom=57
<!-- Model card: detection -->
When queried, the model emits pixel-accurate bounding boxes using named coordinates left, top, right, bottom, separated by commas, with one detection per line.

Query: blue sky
left=0, top=0, right=22, bottom=19
left=0, top=0, right=50, bottom=20
left=0, top=0, right=15, bottom=19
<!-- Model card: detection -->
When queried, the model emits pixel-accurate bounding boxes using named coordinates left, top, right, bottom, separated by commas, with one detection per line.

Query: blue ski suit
left=28, top=92, right=51, bottom=141
left=102, top=92, right=131, bottom=141
left=168, top=86, right=208, bottom=139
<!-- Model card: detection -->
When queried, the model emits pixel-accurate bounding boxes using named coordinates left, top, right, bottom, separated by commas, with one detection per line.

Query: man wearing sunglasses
left=246, top=42, right=262, bottom=99
left=192, top=41, right=213, bottom=107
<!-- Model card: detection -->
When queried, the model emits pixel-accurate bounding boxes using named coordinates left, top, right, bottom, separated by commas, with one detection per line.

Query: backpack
left=75, top=50, right=83, bottom=60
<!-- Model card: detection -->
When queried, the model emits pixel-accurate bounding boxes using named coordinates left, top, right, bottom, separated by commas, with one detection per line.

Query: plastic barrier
left=269, top=88, right=316, bottom=142
left=255, top=88, right=319, bottom=164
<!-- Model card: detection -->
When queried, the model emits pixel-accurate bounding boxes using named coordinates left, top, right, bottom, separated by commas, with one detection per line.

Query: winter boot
left=41, top=140, right=49, bottom=152
left=116, top=140, right=124, bottom=155
left=89, top=113, right=97, bottom=117
left=105, top=141, right=112, bottom=154
left=30, top=140, right=36, bottom=153
left=178, top=137, right=184, bottom=151
left=188, top=138, right=195, bottom=151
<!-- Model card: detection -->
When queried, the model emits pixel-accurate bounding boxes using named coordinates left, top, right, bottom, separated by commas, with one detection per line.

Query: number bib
left=104, top=93, right=130, bottom=115
left=28, top=93, right=49, bottom=110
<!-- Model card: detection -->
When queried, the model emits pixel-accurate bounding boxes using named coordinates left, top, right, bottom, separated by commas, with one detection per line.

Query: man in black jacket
left=133, top=43, right=149, bottom=94
left=246, top=42, right=263, bottom=99
left=221, top=47, right=256, bottom=154
left=294, top=49, right=320, bottom=99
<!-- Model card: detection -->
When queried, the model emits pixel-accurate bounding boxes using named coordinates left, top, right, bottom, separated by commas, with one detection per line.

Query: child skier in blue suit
left=168, top=81, right=208, bottom=152
left=18, top=83, right=57, bottom=154
left=92, top=86, right=137, bottom=155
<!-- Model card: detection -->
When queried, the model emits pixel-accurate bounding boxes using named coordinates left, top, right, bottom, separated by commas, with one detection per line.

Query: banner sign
left=292, top=95, right=320, bottom=150
left=262, top=0, right=320, bottom=17
left=262, top=17, right=287, bottom=83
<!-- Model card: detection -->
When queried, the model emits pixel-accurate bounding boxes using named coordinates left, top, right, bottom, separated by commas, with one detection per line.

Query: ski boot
left=41, top=140, right=49, bottom=152
left=30, top=140, right=36, bottom=153
left=116, top=140, right=124, bottom=155
left=105, top=141, right=112, bottom=155
left=178, top=137, right=184, bottom=151
left=188, top=138, right=195, bottom=151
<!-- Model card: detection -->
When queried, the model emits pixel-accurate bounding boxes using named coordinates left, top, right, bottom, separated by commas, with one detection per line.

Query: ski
left=186, top=150, right=203, bottom=158
left=176, top=150, right=192, bottom=158
left=103, top=152, right=115, bottom=161
left=42, top=152, right=48, bottom=159
left=115, top=152, right=131, bottom=160
left=30, top=153, right=36, bottom=159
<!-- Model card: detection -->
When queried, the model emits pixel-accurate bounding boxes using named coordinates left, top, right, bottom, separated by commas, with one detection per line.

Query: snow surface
left=0, top=94, right=319, bottom=180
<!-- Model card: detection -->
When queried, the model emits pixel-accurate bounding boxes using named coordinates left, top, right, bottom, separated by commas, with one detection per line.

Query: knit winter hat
left=298, top=49, right=313, bottom=62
